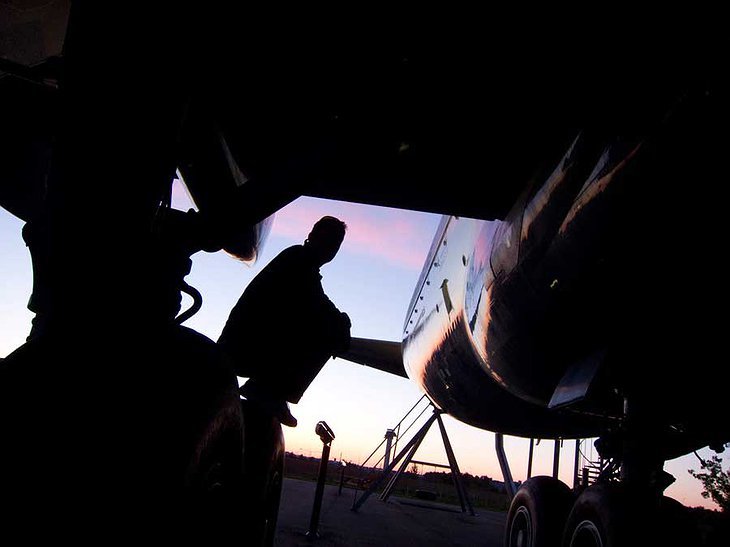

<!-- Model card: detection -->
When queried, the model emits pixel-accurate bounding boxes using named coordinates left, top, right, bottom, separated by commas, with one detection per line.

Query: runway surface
left=274, top=478, right=506, bottom=546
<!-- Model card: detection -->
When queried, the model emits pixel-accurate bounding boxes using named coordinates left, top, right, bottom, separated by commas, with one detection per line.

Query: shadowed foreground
left=274, top=478, right=506, bottom=546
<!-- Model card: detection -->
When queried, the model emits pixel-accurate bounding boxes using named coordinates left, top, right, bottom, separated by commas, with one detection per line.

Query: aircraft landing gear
left=560, top=482, right=634, bottom=547
left=505, top=469, right=701, bottom=547
left=504, top=397, right=704, bottom=547
left=560, top=483, right=701, bottom=547
left=561, top=397, right=700, bottom=546
left=504, top=475, right=575, bottom=547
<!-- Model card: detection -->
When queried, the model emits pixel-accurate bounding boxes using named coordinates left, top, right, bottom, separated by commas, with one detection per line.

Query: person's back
left=217, top=216, right=351, bottom=426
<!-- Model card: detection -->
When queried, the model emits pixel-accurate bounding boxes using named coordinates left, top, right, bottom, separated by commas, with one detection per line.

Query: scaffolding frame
left=351, top=400, right=475, bottom=516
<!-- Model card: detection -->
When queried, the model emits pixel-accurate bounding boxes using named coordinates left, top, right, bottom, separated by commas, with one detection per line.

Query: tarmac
left=274, top=478, right=506, bottom=546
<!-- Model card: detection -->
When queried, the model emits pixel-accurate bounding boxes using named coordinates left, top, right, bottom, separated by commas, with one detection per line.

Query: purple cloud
left=273, top=197, right=438, bottom=270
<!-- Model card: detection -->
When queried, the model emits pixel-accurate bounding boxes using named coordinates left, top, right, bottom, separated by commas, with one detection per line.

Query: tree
left=688, top=451, right=730, bottom=512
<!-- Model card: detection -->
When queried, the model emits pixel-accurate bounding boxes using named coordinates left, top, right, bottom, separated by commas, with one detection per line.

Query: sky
left=1, top=183, right=727, bottom=511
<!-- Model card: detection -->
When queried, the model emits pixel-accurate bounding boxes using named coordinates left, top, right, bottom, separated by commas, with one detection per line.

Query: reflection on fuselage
left=400, top=213, right=603, bottom=438
left=399, top=134, right=644, bottom=437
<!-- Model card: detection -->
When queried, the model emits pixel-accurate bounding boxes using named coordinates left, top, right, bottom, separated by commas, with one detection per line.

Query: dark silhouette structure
left=1, top=2, right=724, bottom=545
left=218, top=216, right=352, bottom=427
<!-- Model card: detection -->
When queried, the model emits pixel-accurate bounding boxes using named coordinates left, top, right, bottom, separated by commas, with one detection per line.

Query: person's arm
left=331, top=310, right=351, bottom=356
left=314, top=288, right=351, bottom=355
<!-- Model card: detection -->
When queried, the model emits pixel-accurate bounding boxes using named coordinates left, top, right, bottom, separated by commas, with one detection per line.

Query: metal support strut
left=352, top=404, right=474, bottom=515
left=495, top=433, right=516, bottom=500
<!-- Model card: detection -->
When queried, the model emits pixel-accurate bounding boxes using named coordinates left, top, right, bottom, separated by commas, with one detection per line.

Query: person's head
left=304, top=216, right=347, bottom=266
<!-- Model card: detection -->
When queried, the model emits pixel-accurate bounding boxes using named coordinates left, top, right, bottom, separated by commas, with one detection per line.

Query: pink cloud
left=272, top=197, right=439, bottom=270
left=168, top=182, right=439, bottom=270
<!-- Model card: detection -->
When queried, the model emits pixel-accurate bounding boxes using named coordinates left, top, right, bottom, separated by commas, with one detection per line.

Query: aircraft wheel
left=563, top=484, right=702, bottom=547
left=561, top=483, right=643, bottom=547
left=504, top=475, right=575, bottom=547
left=181, top=392, right=247, bottom=542
left=262, top=452, right=285, bottom=547
left=186, top=407, right=245, bottom=505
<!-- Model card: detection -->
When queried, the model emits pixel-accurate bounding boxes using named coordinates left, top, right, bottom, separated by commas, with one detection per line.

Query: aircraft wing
left=5, top=4, right=716, bottom=226
left=338, top=337, right=408, bottom=379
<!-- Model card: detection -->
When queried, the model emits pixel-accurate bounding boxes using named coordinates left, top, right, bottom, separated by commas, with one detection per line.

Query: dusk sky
left=1, top=181, right=726, bottom=511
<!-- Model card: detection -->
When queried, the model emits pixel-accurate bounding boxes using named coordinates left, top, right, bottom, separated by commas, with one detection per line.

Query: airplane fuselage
left=402, top=112, right=729, bottom=454
left=401, top=212, right=608, bottom=439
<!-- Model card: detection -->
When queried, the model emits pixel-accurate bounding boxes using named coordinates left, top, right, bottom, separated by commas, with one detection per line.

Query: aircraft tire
left=262, top=452, right=285, bottom=547
left=562, top=484, right=701, bottom=547
left=561, top=482, right=659, bottom=547
left=504, top=475, right=575, bottom=547
left=180, top=387, right=247, bottom=543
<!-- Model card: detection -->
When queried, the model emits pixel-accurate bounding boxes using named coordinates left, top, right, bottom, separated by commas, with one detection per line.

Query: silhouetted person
left=218, top=216, right=351, bottom=427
